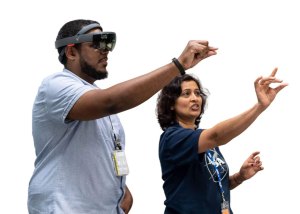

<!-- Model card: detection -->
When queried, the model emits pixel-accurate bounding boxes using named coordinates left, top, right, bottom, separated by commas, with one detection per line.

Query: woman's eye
left=195, top=91, right=201, bottom=96
left=181, top=91, right=190, bottom=97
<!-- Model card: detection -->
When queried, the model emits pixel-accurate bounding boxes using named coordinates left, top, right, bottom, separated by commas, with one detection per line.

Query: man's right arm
left=68, top=40, right=217, bottom=120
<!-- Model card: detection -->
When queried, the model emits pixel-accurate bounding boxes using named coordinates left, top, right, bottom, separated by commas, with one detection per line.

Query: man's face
left=78, top=29, right=109, bottom=80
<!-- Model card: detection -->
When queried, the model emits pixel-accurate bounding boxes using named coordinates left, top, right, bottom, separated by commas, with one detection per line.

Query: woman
left=156, top=70, right=287, bottom=213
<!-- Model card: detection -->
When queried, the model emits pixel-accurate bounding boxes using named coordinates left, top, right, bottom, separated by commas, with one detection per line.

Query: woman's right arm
left=198, top=68, right=287, bottom=153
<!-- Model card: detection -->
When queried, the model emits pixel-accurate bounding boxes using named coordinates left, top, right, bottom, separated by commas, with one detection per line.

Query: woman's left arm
left=229, top=151, right=264, bottom=190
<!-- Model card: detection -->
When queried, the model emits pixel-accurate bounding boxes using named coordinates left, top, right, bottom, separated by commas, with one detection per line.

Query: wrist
left=234, top=172, right=244, bottom=185
left=255, top=103, right=268, bottom=113
left=172, top=58, right=186, bottom=75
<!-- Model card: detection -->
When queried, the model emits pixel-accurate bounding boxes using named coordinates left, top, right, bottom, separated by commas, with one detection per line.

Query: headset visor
left=55, top=32, right=116, bottom=51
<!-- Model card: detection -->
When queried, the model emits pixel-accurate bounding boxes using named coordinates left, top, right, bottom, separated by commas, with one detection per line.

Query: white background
left=1, top=0, right=299, bottom=213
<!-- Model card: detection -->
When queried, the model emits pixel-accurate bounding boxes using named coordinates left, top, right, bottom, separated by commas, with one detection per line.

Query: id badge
left=112, top=150, right=129, bottom=176
left=221, top=201, right=230, bottom=214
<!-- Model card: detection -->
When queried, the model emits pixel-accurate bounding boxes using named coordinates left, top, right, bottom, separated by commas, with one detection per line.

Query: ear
left=65, top=45, right=77, bottom=61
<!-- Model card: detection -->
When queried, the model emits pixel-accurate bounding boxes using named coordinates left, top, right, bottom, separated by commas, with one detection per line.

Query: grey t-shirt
left=28, top=69, right=126, bottom=214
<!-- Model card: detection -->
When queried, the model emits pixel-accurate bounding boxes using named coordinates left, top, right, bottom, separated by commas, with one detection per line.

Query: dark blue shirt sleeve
left=160, top=126, right=203, bottom=166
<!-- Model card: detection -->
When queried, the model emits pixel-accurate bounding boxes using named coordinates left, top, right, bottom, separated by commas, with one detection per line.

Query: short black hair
left=56, top=19, right=101, bottom=65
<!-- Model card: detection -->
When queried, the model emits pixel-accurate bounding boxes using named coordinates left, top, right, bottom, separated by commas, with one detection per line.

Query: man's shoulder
left=40, top=70, right=85, bottom=88
left=43, top=69, right=75, bottom=80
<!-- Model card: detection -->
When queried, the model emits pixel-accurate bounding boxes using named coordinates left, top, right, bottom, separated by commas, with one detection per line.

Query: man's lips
left=98, top=57, right=108, bottom=63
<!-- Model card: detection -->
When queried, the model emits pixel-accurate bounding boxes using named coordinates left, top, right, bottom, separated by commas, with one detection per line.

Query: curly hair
left=56, top=19, right=101, bottom=65
left=156, top=74, right=209, bottom=130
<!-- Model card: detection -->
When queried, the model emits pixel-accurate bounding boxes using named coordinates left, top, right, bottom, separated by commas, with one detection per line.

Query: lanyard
left=108, top=116, right=122, bottom=150
left=206, top=149, right=226, bottom=202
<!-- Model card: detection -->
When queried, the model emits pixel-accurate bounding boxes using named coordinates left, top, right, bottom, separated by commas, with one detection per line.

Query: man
left=27, top=19, right=218, bottom=213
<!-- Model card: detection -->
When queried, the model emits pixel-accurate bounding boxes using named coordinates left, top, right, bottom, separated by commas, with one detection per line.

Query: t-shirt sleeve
left=43, top=73, right=94, bottom=124
left=161, top=128, right=202, bottom=166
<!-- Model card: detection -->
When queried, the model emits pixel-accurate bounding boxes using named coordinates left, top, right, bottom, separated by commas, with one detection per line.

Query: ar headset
left=55, top=23, right=116, bottom=63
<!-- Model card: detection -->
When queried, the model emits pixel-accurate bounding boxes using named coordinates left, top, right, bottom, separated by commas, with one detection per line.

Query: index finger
left=270, top=67, right=278, bottom=77
left=250, top=151, right=260, bottom=159
left=194, top=40, right=209, bottom=46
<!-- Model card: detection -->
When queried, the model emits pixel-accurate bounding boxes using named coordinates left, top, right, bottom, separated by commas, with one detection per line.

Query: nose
left=100, top=49, right=109, bottom=54
left=95, top=48, right=109, bottom=55
left=190, top=92, right=198, bottom=100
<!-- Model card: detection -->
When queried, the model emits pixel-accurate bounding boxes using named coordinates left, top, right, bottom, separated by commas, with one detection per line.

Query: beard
left=80, top=57, right=108, bottom=80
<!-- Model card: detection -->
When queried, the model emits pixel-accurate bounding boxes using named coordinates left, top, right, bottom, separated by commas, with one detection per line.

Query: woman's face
left=174, top=80, right=203, bottom=124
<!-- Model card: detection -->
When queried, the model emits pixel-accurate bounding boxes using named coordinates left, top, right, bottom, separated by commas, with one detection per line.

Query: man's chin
left=80, top=59, right=108, bottom=80
left=95, top=71, right=108, bottom=80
